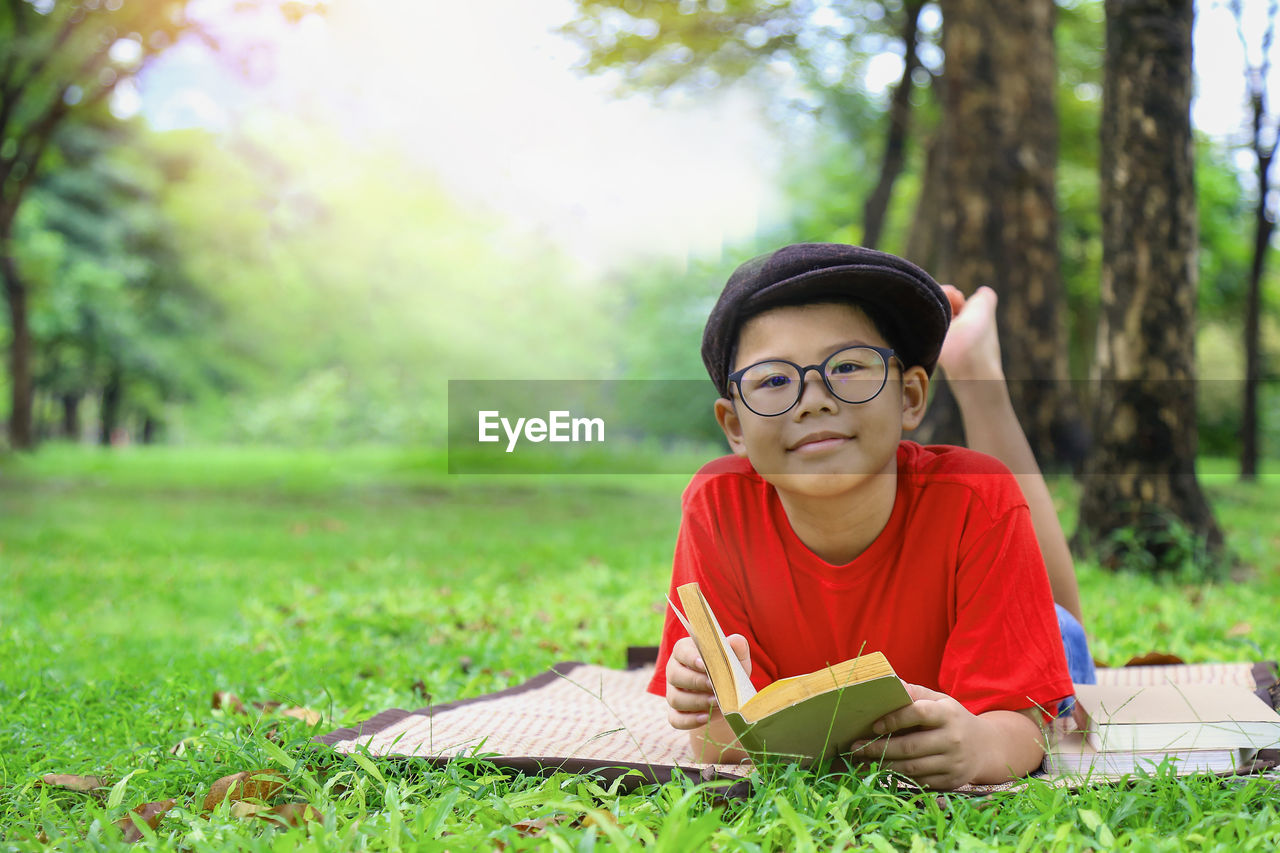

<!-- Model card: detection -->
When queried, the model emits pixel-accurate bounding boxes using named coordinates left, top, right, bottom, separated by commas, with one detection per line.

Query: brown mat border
left=314, top=661, right=589, bottom=747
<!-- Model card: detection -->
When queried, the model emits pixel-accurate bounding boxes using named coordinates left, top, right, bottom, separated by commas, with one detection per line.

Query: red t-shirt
left=648, top=441, right=1073, bottom=718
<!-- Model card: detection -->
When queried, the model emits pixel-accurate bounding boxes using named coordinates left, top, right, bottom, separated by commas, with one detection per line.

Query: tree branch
left=861, top=0, right=925, bottom=249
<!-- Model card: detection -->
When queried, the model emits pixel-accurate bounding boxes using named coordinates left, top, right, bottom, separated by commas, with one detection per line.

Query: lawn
left=0, top=445, right=1277, bottom=850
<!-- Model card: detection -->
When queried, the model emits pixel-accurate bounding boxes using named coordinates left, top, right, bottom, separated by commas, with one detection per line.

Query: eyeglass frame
left=726, top=344, right=900, bottom=417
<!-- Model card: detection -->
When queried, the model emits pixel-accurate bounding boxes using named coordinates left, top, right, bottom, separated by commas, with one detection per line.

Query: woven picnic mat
left=315, top=657, right=1279, bottom=792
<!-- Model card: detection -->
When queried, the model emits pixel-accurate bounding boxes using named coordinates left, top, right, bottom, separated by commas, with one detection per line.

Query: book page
left=669, top=588, right=756, bottom=706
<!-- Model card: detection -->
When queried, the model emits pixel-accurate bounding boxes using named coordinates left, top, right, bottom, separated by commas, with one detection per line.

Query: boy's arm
left=689, top=709, right=750, bottom=764
left=848, top=683, right=1045, bottom=790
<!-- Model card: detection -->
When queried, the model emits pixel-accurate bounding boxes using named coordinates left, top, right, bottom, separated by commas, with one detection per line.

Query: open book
left=672, top=582, right=912, bottom=763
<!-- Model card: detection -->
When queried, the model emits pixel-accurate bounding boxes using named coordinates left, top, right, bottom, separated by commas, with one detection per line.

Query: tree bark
left=905, top=130, right=945, bottom=272
left=862, top=0, right=925, bottom=250
left=933, top=0, right=1083, bottom=469
left=61, top=392, right=80, bottom=439
left=1, top=245, right=33, bottom=450
left=1241, top=179, right=1271, bottom=480
left=1078, top=0, right=1223, bottom=567
left=1239, top=10, right=1277, bottom=481
left=100, top=366, right=122, bottom=447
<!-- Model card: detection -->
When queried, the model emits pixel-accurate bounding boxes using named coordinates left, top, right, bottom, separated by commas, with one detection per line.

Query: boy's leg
left=938, top=286, right=1085, bottom=626
left=1056, top=603, right=1097, bottom=686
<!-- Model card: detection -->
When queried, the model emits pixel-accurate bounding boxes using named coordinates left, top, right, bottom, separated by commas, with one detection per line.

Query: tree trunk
left=1241, top=78, right=1274, bottom=480
left=100, top=367, right=122, bottom=447
left=1, top=247, right=34, bottom=451
left=1241, top=196, right=1270, bottom=481
left=61, top=393, right=81, bottom=439
left=905, top=130, right=946, bottom=272
left=1077, top=0, right=1223, bottom=568
left=934, top=0, right=1083, bottom=469
left=862, top=0, right=925, bottom=250
left=141, top=415, right=158, bottom=444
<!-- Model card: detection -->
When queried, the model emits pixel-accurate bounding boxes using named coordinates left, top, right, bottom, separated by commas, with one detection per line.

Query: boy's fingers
left=872, top=703, right=924, bottom=735
left=852, top=730, right=947, bottom=763
left=666, top=663, right=713, bottom=694
left=666, top=707, right=711, bottom=731
left=672, top=638, right=708, bottom=673
left=666, top=685, right=715, bottom=714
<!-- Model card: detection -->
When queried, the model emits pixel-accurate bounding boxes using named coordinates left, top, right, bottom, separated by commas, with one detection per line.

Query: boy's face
left=714, top=302, right=929, bottom=500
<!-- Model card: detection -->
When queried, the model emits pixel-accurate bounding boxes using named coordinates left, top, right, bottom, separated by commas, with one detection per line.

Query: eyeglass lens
left=737, top=347, right=888, bottom=415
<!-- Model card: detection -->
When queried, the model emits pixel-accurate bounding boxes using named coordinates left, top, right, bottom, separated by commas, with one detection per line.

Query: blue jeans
left=1056, top=603, right=1096, bottom=716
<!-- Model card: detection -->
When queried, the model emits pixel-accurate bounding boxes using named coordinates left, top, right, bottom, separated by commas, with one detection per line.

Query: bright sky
left=140, top=0, right=782, bottom=271
left=137, top=0, right=1271, bottom=270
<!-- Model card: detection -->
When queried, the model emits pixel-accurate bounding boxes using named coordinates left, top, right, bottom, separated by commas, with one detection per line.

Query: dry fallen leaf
left=202, top=769, right=286, bottom=812
left=511, top=814, right=575, bottom=836
left=230, top=801, right=267, bottom=818
left=212, top=691, right=247, bottom=714
left=39, top=774, right=108, bottom=794
left=280, top=706, right=321, bottom=726
left=581, top=810, right=620, bottom=831
left=115, top=799, right=176, bottom=843
left=1123, top=652, right=1186, bottom=667
left=1227, top=622, right=1253, bottom=638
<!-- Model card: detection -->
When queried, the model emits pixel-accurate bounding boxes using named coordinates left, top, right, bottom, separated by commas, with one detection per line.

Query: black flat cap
left=701, top=243, right=951, bottom=397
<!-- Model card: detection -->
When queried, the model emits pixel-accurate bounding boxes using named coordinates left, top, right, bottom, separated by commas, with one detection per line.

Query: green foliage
left=145, top=120, right=623, bottom=446
left=563, top=0, right=925, bottom=99
left=15, top=115, right=223, bottom=439
left=1, top=446, right=1279, bottom=848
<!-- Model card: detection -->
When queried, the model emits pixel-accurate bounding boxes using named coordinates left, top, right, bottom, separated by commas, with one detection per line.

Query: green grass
left=0, top=445, right=1277, bottom=850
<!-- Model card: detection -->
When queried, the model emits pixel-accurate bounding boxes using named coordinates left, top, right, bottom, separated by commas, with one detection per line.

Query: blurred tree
left=155, top=120, right=619, bottom=447
left=1231, top=0, right=1278, bottom=480
left=1078, top=0, right=1223, bottom=569
left=561, top=0, right=934, bottom=251
left=0, top=0, right=322, bottom=450
left=20, top=115, right=218, bottom=444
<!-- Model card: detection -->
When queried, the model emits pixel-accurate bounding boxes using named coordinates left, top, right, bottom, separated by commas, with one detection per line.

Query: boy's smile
left=714, top=302, right=930, bottom=505
left=788, top=431, right=851, bottom=454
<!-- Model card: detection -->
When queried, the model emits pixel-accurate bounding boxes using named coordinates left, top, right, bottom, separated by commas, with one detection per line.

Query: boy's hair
left=701, top=243, right=951, bottom=398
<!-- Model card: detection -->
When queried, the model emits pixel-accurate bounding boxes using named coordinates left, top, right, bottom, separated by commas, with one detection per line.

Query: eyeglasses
left=728, top=345, right=897, bottom=417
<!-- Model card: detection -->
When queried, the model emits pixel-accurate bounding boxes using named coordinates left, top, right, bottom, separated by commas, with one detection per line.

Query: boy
left=649, top=243, right=1086, bottom=791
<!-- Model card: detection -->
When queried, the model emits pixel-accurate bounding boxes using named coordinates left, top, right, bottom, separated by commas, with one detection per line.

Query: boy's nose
left=793, top=366, right=840, bottom=416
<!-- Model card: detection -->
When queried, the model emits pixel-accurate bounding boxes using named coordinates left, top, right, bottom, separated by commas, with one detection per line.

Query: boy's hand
left=664, top=634, right=751, bottom=730
left=847, top=683, right=1042, bottom=790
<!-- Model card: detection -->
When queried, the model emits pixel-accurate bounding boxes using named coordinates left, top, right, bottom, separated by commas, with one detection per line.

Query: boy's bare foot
left=938, top=285, right=1004, bottom=382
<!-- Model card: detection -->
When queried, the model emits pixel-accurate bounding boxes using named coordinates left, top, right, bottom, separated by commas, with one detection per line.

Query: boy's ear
left=900, top=366, right=929, bottom=431
left=714, top=397, right=750, bottom=457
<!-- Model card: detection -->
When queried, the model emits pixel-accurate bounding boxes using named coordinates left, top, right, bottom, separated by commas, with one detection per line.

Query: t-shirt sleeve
left=937, top=498, right=1074, bottom=721
left=646, top=481, right=773, bottom=697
